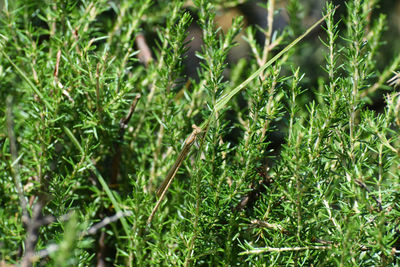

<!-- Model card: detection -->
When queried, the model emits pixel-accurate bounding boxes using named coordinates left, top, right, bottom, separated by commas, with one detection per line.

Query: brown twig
left=72, top=27, right=82, bottom=56
left=53, top=49, right=61, bottom=81
left=8, top=97, right=53, bottom=267
left=96, top=231, right=106, bottom=267
left=355, top=179, right=383, bottom=212
left=147, top=125, right=202, bottom=225
left=234, top=168, right=273, bottom=212
left=310, top=237, right=334, bottom=245
left=135, top=33, right=153, bottom=67
left=21, top=199, right=46, bottom=267
left=120, top=94, right=142, bottom=130
left=54, top=49, right=74, bottom=103
left=110, top=94, right=141, bottom=186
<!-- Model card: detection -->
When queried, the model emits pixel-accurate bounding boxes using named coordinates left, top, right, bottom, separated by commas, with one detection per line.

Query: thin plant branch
left=111, top=94, right=141, bottom=185
left=239, top=245, right=332, bottom=255
left=260, top=0, right=275, bottom=67
left=156, top=125, right=203, bottom=197
left=120, top=94, right=142, bottom=129
left=6, top=96, right=28, bottom=224
left=95, top=63, right=103, bottom=123
left=2, top=51, right=53, bottom=111
left=53, top=49, right=61, bottom=82
left=354, top=179, right=383, bottom=212
left=136, top=33, right=153, bottom=66
left=96, top=231, right=106, bottom=267
left=387, top=71, right=400, bottom=88
left=34, top=211, right=133, bottom=260
left=147, top=125, right=202, bottom=225
left=85, top=211, right=133, bottom=235
left=21, top=199, right=46, bottom=267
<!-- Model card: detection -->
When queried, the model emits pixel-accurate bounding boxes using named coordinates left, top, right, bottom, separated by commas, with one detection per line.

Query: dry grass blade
left=156, top=125, right=202, bottom=197
left=147, top=125, right=202, bottom=224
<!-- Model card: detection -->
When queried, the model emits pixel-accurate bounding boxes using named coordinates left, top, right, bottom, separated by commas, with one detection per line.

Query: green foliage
left=1, top=0, right=400, bottom=265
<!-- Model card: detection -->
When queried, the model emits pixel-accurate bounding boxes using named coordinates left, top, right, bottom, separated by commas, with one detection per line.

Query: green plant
left=1, top=0, right=400, bottom=266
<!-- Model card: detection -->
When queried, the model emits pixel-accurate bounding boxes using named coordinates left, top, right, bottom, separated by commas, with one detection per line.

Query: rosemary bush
left=1, top=0, right=400, bottom=265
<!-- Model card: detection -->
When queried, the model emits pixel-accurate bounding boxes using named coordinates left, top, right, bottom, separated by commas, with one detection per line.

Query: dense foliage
left=1, top=0, right=400, bottom=265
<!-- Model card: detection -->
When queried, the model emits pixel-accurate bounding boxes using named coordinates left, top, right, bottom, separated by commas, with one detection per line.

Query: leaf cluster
left=1, top=0, right=400, bottom=266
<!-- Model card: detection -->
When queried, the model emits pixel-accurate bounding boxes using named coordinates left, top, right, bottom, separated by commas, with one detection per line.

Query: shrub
left=1, top=0, right=399, bottom=265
